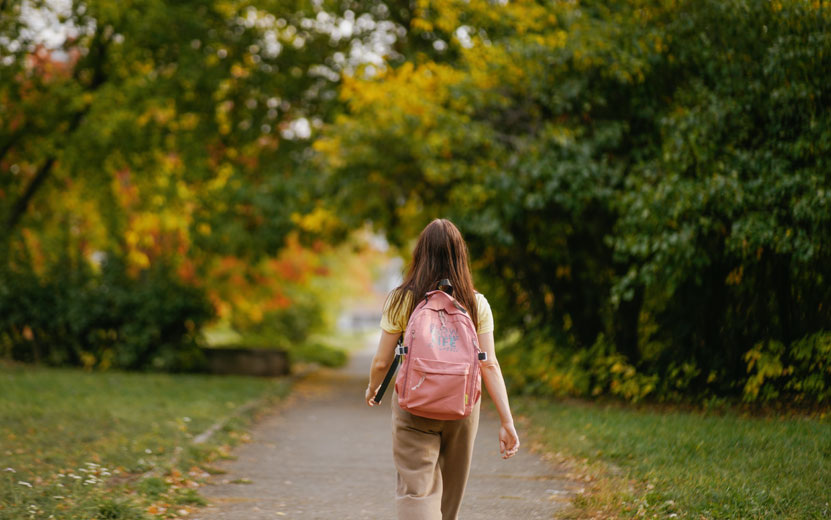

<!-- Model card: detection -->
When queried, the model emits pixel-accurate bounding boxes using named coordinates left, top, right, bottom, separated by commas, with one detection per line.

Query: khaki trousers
left=391, top=389, right=481, bottom=520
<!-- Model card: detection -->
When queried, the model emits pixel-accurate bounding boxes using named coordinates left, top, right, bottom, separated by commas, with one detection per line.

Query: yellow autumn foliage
left=290, top=205, right=339, bottom=234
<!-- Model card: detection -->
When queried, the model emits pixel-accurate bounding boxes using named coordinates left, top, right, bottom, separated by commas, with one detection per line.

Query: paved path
left=194, top=343, right=578, bottom=519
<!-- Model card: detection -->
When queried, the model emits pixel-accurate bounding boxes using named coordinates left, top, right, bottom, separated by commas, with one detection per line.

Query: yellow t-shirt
left=379, top=290, right=494, bottom=335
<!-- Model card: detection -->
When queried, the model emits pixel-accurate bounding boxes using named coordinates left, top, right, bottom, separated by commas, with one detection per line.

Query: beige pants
left=391, top=389, right=481, bottom=520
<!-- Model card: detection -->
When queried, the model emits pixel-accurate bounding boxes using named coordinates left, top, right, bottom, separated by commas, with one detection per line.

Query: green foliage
left=0, top=252, right=215, bottom=371
left=239, top=290, right=325, bottom=348
left=136, top=477, right=168, bottom=499
left=4, top=0, right=829, bottom=403
left=171, top=488, right=207, bottom=506
left=1, top=0, right=390, bottom=257
left=743, top=332, right=831, bottom=403
left=500, top=332, right=657, bottom=402
left=288, top=340, right=348, bottom=368
left=0, top=0, right=399, bottom=377
left=213, top=278, right=347, bottom=368
left=95, top=498, right=147, bottom=520
left=611, top=0, right=831, bottom=397
left=315, top=0, right=831, bottom=403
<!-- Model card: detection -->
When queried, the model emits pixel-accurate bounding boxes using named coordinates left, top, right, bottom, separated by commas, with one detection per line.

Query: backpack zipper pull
left=411, top=375, right=426, bottom=391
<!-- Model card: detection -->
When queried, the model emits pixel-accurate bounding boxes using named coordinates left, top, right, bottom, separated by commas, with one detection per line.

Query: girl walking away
left=365, top=218, right=520, bottom=520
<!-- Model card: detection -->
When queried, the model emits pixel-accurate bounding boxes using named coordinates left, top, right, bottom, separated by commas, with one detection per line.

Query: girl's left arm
left=478, top=331, right=520, bottom=459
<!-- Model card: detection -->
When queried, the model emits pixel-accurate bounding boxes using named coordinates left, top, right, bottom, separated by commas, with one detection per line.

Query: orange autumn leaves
left=107, top=153, right=319, bottom=328
left=206, top=234, right=330, bottom=326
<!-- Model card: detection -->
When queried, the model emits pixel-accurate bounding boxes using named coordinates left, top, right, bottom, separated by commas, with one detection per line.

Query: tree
left=0, top=0, right=405, bottom=368
left=0, top=0, right=392, bottom=263
left=313, top=0, right=831, bottom=400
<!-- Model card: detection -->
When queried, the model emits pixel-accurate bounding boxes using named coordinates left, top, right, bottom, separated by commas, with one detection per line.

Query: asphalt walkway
left=194, top=343, right=577, bottom=519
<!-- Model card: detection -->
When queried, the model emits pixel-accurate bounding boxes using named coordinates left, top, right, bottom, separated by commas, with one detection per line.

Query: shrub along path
left=194, top=344, right=579, bottom=519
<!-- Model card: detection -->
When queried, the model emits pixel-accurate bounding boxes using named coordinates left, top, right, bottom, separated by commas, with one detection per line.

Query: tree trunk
left=614, top=284, right=644, bottom=364
left=4, top=157, right=55, bottom=233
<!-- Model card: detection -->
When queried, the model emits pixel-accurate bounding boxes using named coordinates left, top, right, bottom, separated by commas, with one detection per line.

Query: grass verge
left=515, top=397, right=831, bottom=519
left=0, top=363, right=290, bottom=519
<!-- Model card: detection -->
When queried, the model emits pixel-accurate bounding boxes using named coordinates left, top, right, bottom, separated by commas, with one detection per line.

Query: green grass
left=516, top=397, right=831, bottom=520
left=0, top=363, right=290, bottom=519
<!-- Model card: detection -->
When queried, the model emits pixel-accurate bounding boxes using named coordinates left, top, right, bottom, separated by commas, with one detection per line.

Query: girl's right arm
left=478, top=331, right=520, bottom=459
left=366, top=330, right=401, bottom=406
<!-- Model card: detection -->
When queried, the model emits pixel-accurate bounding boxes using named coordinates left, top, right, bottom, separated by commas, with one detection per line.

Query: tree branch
left=5, top=156, right=55, bottom=232
left=3, top=30, right=110, bottom=238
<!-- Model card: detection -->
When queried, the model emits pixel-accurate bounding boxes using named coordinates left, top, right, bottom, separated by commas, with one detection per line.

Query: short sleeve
left=380, top=290, right=412, bottom=334
left=475, top=293, right=494, bottom=334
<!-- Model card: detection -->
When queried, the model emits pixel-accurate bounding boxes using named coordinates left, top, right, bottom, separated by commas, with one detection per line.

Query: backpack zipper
left=469, top=324, right=477, bottom=409
left=400, top=325, right=417, bottom=402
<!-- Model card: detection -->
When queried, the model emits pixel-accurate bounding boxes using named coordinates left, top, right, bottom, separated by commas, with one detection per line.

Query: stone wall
left=202, top=347, right=289, bottom=377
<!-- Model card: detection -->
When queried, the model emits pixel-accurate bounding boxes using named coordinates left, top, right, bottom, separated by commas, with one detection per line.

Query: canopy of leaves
left=0, top=0, right=401, bottom=367
left=314, top=0, right=831, bottom=402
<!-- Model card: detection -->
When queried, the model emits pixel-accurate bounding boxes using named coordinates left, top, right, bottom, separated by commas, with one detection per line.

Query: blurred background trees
left=1, top=0, right=392, bottom=369
left=2, top=0, right=829, bottom=403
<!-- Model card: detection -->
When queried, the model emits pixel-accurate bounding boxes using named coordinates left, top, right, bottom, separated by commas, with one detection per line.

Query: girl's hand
left=365, top=385, right=379, bottom=407
left=499, top=422, right=520, bottom=459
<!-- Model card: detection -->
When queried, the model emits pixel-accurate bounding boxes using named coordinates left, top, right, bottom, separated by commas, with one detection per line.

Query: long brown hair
left=386, top=218, right=479, bottom=331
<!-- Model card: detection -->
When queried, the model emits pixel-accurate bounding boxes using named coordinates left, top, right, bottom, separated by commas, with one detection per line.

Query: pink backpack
left=392, top=282, right=486, bottom=420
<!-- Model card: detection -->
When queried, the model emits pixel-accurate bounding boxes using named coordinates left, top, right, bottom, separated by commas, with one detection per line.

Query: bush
left=288, top=341, right=347, bottom=368
left=238, top=289, right=325, bottom=347
left=226, top=287, right=347, bottom=368
left=0, top=252, right=215, bottom=371
left=743, top=332, right=831, bottom=403
left=500, top=331, right=658, bottom=403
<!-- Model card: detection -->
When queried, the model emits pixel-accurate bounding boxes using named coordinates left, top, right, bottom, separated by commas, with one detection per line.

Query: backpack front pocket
left=406, top=357, right=469, bottom=418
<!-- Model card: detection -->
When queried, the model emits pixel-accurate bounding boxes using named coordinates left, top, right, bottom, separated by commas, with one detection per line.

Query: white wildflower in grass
left=52, top=495, right=65, bottom=500
left=27, top=503, right=43, bottom=519
left=3, top=467, right=15, bottom=472
left=18, top=480, right=33, bottom=487
left=183, top=417, right=191, bottom=422
left=145, top=448, right=152, bottom=454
